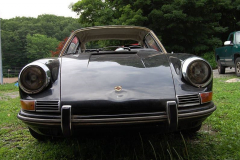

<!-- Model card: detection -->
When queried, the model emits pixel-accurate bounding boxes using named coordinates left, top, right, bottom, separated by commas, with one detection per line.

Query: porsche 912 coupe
left=17, top=26, right=216, bottom=140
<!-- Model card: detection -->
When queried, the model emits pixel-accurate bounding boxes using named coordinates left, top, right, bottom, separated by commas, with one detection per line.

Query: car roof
left=74, top=25, right=151, bottom=44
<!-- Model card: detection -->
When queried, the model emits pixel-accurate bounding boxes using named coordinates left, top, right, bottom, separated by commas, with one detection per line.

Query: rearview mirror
left=224, top=41, right=233, bottom=46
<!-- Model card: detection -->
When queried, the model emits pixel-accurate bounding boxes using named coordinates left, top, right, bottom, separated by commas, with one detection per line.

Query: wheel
left=217, top=60, right=225, bottom=74
left=235, top=58, right=240, bottom=77
left=28, top=127, right=47, bottom=141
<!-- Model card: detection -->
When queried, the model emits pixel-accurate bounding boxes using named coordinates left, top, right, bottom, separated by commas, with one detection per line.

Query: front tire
left=217, top=60, right=225, bottom=74
left=235, top=58, right=240, bottom=77
left=29, top=127, right=47, bottom=141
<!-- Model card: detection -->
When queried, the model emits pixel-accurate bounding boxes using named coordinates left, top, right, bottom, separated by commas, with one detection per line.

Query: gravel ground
left=0, top=78, right=19, bottom=100
left=213, top=67, right=236, bottom=78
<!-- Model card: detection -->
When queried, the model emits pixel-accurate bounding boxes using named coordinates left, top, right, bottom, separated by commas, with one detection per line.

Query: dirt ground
left=2, top=77, right=18, bottom=84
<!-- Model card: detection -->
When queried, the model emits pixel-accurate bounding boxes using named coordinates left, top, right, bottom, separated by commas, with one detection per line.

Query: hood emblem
left=115, top=86, right=122, bottom=92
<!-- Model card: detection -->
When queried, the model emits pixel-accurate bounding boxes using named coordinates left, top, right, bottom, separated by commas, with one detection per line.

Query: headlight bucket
left=19, top=62, right=51, bottom=94
left=182, top=57, right=212, bottom=88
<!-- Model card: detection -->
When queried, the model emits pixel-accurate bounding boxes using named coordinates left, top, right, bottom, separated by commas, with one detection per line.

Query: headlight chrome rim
left=19, top=62, right=51, bottom=94
left=182, top=57, right=212, bottom=88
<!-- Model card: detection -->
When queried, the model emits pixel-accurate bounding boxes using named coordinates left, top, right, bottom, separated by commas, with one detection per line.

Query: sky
left=0, top=0, right=79, bottom=19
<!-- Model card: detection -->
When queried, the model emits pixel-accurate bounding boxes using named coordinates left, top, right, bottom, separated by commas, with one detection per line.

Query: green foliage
left=72, top=0, right=114, bottom=26
left=72, top=0, right=240, bottom=55
left=26, top=34, right=59, bottom=62
left=202, top=52, right=217, bottom=69
left=72, top=0, right=147, bottom=26
left=1, top=15, right=81, bottom=71
left=113, top=4, right=147, bottom=26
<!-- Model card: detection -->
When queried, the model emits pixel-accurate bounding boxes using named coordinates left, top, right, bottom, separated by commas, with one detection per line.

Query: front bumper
left=17, top=102, right=216, bottom=136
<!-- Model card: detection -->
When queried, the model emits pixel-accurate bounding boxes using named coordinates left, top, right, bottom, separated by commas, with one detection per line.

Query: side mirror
left=224, top=41, right=233, bottom=46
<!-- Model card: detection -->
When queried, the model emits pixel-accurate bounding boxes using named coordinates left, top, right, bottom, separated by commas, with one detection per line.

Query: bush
left=201, top=52, right=217, bottom=69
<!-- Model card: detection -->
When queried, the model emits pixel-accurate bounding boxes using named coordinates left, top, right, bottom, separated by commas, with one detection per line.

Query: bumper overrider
left=17, top=101, right=216, bottom=136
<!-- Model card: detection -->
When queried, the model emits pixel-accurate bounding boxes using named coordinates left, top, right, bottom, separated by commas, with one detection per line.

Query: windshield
left=85, top=40, right=139, bottom=52
left=236, top=32, right=240, bottom=44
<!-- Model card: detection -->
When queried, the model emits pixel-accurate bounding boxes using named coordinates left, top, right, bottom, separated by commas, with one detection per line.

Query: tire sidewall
left=235, top=58, right=240, bottom=77
left=218, top=60, right=225, bottom=74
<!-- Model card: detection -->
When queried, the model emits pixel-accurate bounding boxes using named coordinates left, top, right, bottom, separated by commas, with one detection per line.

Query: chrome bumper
left=17, top=102, right=216, bottom=136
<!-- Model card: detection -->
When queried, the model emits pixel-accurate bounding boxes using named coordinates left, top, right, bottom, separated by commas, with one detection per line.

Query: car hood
left=60, top=52, right=175, bottom=103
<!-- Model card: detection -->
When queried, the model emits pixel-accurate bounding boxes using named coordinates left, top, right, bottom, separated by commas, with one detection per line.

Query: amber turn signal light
left=200, top=92, right=213, bottom=104
left=20, top=100, right=35, bottom=111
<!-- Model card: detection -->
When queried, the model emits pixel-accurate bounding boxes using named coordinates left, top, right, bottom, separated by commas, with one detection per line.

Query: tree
left=1, top=15, right=81, bottom=71
left=72, top=0, right=240, bottom=55
left=72, top=0, right=114, bottom=26
left=26, top=34, right=59, bottom=62
left=51, top=37, right=69, bottom=57
left=72, top=0, right=147, bottom=26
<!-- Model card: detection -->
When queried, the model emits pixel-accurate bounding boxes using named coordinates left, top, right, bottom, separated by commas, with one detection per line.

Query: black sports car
left=17, top=26, right=216, bottom=140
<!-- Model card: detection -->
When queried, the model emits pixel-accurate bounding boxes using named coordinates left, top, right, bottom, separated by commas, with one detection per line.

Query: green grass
left=0, top=83, right=19, bottom=92
left=0, top=79, right=240, bottom=159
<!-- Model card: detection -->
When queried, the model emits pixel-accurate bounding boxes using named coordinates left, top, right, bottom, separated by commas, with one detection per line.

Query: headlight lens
left=182, top=57, right=212, bottom=87
left=19, top=62, right=51, bottom=94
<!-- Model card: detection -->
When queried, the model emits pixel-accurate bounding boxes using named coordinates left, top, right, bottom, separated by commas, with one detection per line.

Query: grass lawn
left=0, top=78, right=240, bottom=160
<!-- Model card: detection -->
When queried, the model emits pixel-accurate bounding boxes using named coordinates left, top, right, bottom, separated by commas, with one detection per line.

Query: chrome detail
left=182, top=57, right=212, bottom=88
left=177, top=94, right=200, bottom=107
left=166, top=101, right=178, bottom=131
left=61, top=105, right=72, bottom=136
left=17, top=105, right=216, bottom=125
left=72, top=114, right=167, bottom=123
left=178, top=105, right=216, bottom=119
left=17, top=113, right=61, bottom=123
left=35, top=101, right=59, bottom=112
left=115, top=86, right=122, bottom=92
left=19, top=62, right=51, bottom=94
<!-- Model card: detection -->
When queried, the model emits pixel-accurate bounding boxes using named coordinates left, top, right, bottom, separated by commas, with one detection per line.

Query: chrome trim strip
left=17, top=106, right=216, bottom=125
left=19, top=62, right=51, bottom=94
left=36, top=110, right=60, bottom=113
left=178, top=103, right=201, bottom=107
left=72, top=119, right=164, bottom=125
left=71, top=115, right=167, bottom=123
left=178, top=105, right=216, bottom=119
left=149, top=31, right=167, bottom=53
left=176, top=94, right=200, bottom=107
left=182, top=57, right=213, bottom=88
left=17, top=113, right=61, bottom=122
left=35, top=100, right=60, bottom=112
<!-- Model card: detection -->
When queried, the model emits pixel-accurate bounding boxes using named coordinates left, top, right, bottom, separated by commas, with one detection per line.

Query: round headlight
left=19, top=62, right=51, bottom=94
left=182, top=57, right=212, bottom=87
